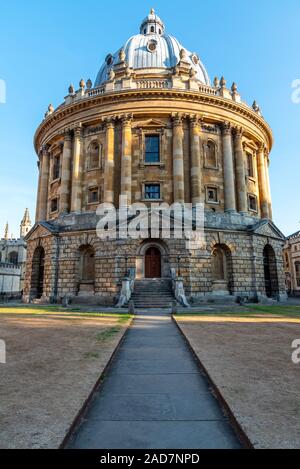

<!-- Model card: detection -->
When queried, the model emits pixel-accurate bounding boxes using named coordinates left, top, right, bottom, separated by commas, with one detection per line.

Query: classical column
left=265, top=152, right=273, bottom=220
left=257, top=143, right=269, bottom=219
left=190, top=116, right=202, bottom=205
left=39, top=145, right=50, bottom=221
left=60, top=130, right=73, bottom=213
left=103, top=119, right=115, bottom=204
left=35, top=157, right=42, bottom=222
left=221, top=122, right=236, bottom=212
left=71, top=125, right=83, bottom=212
left=121, top=115, right=132, bottom=205
left=172, top=114, right=185, bottom=204
left=233, top=127, right=247, bottom=214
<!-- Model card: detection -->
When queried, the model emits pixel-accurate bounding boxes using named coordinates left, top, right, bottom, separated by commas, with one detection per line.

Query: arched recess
left=88, top=141, right=101, bottom=170
left=30, top=246, right=45, bottom=299
left=8, top=251, right=18, bottom=265
left=211, top=243, right=233, bottom=294
left=263, top=244, right=279, bottom=298
left=136, top=240, right=170, bottom=279
left=78, top=245, right=95, bottom=295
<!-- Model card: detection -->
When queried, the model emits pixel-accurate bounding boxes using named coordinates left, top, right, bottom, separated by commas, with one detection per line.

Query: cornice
left=34, top=89, right=273, bottom=153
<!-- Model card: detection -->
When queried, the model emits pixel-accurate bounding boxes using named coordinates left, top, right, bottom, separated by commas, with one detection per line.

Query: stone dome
left=95, top=9, right=210, bottom=87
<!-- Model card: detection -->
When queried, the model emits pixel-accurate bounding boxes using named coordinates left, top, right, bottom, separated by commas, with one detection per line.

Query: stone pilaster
left=172, top=114, right=185, bottom=204
left=60, top=130, right=73, bottom=214
left=103, top=119, right=115, bottom=204
left=39, top=145, right=50, bottom=221
left=35, top=157, right=42, bottom=222
left=221, top=122, right=236, bottom=212
left=71, top=125, right=83, bottom=212
left=190, top=116, right=202, bottom=205
left=233, top=127, right=247, bottom=214
left=121, top=115, right=132, bottom=205
left=257, top=143, right=269, bottom=219
left=265, top=151, right=273, bottom=220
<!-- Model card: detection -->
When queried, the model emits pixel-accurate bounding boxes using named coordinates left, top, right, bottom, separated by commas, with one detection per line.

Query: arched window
left=204, top=140, right=217, bottom=168
left=295, top=262, right=300, bottom=287
left=8, top=251, right=18, bottom=265
left=263, top=245, right=279, bottom=298
left=30, top=247, right=45, bottom=299
left=88, top=142, right=101, bottom=170
left=53, top=155, right=61, bottom=180
left=79, top=245, right=95, bottom=283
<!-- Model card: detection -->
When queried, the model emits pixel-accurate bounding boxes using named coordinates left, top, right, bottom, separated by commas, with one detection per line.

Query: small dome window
left=147, top=39, right=157, bottom=52
left=150, top=26, right=155, bottom=33
left=192, top=54, right=199, bottom=65
left=105, top=54, right=113, bottom=66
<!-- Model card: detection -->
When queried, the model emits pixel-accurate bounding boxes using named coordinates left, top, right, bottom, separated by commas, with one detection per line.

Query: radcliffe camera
left=0, top=1, right=300, bottom=463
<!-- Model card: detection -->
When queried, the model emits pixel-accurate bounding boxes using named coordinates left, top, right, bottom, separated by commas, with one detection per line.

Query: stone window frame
left=86, top=140, right=103, bottom=172
left=205, top=185, right=220, bottom=205
left=294, top=261, right=300, bottom=288
left=203, top=139, right=219, bottom=170
left=86, top=185, right=101, bottom=205
left=248, top=193, right=258, bottom=213
left=141, top=181, right=164, bottom=202
left=138, top=128, right=166, bottom=168
left=49, top=144, right=63, bottom=184
left=50, top=197, right=59, bottom=214
left=243, top=141, right=257, bottom=183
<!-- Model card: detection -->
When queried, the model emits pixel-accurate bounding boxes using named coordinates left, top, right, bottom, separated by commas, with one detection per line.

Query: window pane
left=145, top=136, right=160, bottom=163
left=145, top=184, right=160, bottom=200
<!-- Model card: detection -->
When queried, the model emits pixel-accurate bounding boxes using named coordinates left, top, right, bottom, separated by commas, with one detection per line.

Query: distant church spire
left=4, top=222, right=9, bottom=240
left=20, top=208, right=32, bottom=238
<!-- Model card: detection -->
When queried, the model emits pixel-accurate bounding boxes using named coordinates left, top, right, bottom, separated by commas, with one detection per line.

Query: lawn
left=174, top=305, right=300, bottom=448
left=0, top=306, right=132, bottom=449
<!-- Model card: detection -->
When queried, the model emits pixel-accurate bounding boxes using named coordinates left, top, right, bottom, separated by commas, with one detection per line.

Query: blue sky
left=0, top=0, right=299, bottom=237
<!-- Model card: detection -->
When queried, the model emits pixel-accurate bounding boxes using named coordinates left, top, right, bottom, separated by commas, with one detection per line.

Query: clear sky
left=0, top=0, right=299, bottom=237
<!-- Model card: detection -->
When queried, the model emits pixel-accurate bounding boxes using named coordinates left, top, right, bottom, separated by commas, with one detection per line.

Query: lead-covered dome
left=95, top=9, right=210, bottom=87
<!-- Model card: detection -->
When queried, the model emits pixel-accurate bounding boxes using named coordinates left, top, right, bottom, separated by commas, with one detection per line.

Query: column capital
left=63, top=128, right=72, bottom=141
left=103, top=116, right=116, bottom=129
left=221, top=121, right=232, bottom=135
left=41, top=144, right=50, bottom=156
left=121, top=113, right=133, bottom=127
left=189, top=114, right=201, bottom=129
left=233, top=126, right=244, bottom=139
left=172, top=113, right=183, bottom=127
left=73, top=125, right=83, bottom=138
left=257, top=141, right=266, bottom=153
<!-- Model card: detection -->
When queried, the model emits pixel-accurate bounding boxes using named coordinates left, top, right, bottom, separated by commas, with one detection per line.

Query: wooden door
left=145, top=247, right=161, bottom=278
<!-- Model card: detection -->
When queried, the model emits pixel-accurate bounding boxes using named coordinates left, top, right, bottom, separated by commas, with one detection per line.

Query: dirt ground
left=175, top=314, right=300, bottom=449
left=0, top=311, right=131, bottom=449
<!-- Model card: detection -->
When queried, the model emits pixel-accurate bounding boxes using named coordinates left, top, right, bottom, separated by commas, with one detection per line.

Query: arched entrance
left=78, top=245, right=95, bottom=295
left=145, top=247, right=161, bottom=278
left=263, top=245, right=279, bottom=298
left=30, top=246, right=45, bottom=299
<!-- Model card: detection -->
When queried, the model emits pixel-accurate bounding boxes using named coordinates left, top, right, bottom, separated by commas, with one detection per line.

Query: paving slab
left=66, top=310, right=242, bottom=449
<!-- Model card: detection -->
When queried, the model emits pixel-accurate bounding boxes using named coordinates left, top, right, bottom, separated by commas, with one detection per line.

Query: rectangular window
left=53, top=156, right=60, bottom=180
left=145, top=135, right=160, bottom=163
left=88, top=188, right=99, bottom=204
left=248, top=194, right=257, bottom=212
left=247, top=153, right=254, bottom=178
left=207, top=187, right=218, bottom=203
left=51, top=198, right=58, bottom=213
left=144, top=184, right=161, bottom=200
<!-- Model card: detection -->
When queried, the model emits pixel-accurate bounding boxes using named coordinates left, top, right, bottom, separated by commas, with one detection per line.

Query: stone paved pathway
left=67, top=310, right=242, bottom=449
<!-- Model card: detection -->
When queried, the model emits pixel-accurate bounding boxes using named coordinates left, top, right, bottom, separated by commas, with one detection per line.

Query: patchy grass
left=175, top=305, right=300, bottom=319
left=0, top=305, right=132, bottom=321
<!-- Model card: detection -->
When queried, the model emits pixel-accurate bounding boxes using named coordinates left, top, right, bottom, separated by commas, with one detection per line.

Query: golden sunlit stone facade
left=23, top=10, right=287, bottom=305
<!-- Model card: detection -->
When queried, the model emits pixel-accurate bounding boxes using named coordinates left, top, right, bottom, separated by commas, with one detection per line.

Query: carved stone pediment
left=133, top=118, right=167, bottom=129
left=25, top=222, right=58, bottom=242
left=250, top=220, right=285, bottom=240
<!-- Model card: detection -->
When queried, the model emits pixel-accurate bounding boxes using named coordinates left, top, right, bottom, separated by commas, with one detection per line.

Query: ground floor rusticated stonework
left=23, top=212, right=287, bottom=306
